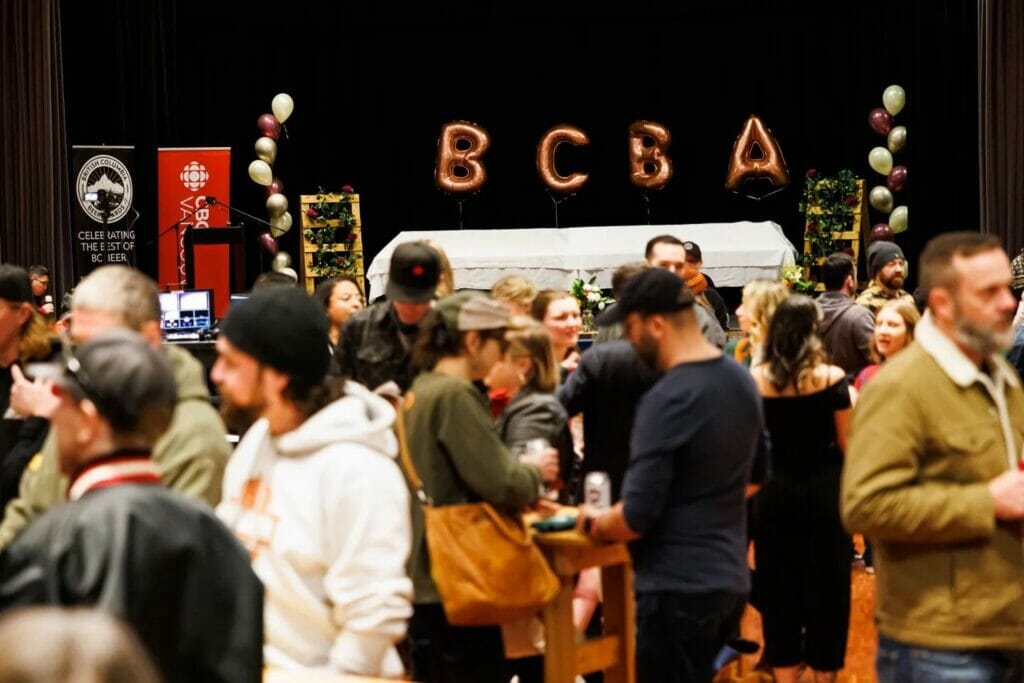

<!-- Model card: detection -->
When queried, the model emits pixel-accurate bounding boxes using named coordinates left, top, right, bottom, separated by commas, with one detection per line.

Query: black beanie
left=868, top=241, right=906, bottom=278
left=220, top=286, right=330, bottom=386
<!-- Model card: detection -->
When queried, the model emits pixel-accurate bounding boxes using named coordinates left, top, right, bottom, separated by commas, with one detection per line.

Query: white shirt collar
left=915, top=311, right=1020, bottom=391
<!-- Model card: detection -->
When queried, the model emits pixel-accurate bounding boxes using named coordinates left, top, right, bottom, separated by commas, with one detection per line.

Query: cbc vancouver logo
left=76, top=155, right=133, bottom=224
left=180, top=160, right=209, bottom=191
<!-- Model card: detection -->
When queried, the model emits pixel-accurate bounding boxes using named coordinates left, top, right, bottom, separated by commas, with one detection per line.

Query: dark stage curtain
left=0, top=0, right=73, bottom=296
left=40, top=1, right=981, bottom=291
left=979, top=0, right=1024, bottom=257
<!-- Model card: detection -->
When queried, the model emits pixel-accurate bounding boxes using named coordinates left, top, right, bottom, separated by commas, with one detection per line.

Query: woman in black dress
left=750, top=295, right=853, bottom=683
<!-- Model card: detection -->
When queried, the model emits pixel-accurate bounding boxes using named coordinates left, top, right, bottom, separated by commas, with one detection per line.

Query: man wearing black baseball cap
left=579, top=268, right=766, bottom=682
left=0, top=329, right=264, bottom=683
left=336, top=242, right=440, bottom=393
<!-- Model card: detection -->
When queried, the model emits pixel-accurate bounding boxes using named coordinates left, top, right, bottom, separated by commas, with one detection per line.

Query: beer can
left=583, top=471, right=611, bottom=510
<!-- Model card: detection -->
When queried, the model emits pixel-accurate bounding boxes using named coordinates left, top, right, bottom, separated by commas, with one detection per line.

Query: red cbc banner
left=157, top=148, right=232, bottom=317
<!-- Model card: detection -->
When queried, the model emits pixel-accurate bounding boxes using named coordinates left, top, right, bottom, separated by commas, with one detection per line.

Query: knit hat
left=435, top=291, right=510, bottom=332
left=387, top=242, right=441, bottom=303
left=867, top=242, right=906, bottom=278
left=56, top=329, right=177, bottom=433
left=597, top=267, right=696, bottom=326
left=680, top=263, right=708, bottom=295
left=682, top=241, right=702, bottom=263
left=0, top=265, right=33, bottom=305
left=220, top=286, right=330, bottom=386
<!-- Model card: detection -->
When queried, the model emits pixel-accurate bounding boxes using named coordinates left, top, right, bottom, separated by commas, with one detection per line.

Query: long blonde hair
left=871, top=299, right=921, bottom=363
left=742, top=280, right=790, bottom=348
left=19, top=310, right=55, bottom=362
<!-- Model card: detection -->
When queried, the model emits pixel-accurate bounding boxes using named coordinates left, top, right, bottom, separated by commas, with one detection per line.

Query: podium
left=183, top=226, right=246, bottom=318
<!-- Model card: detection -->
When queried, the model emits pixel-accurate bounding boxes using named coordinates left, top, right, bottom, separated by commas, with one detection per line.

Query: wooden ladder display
left=801, top=179, right=869, bottom=291
left=298, top=193, right=364, bottom=295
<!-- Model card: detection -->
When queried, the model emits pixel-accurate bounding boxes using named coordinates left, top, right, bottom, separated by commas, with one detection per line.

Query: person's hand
left=10, top=365, right=59, bottom=419
left=988, top=469, right=1024, bottom=520
left=520, top=446, right=559, bottom=483
left=39, top=303, right=55, bottom=316
left=561, top=351, right=580, bottom=374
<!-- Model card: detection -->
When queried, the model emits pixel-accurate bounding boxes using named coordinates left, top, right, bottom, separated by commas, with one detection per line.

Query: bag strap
left=394, top=401, right=433, bottom=506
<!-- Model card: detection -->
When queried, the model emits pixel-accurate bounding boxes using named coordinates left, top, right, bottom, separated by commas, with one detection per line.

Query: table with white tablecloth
left=365, top=222, right=798, bottom=301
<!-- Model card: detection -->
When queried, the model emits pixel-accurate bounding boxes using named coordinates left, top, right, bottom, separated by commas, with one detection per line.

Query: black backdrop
left=60, top=0, right=978, bottom=291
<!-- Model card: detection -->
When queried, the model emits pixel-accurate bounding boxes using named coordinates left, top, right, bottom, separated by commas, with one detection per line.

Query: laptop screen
left=159, top=289, right=213, bottom=334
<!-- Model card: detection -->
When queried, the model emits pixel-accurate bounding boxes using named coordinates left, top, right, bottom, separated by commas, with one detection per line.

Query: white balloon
left=254, top=136, right=277, bottom=165
left=278, top=266, right=298, bottom=282
left=266, top=193, right=288, bottom=218
left=272, top=93, right=294, bottom=124
left=272, top=251, right=291, bottom=271
left=890, top=205, right=909, bottom=234
left=270, top=211, right=293, bottom=237
left=869, top=185, right=894, bottom=213
left=868, top=147, right=894, bottom=175
left=882, top=85, right=906, bottom=116
left=248, top=160, right=273, bottom=186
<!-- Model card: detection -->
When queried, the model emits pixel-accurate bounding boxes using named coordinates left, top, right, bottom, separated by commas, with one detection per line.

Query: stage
left=365, top=222, right=798, bottom=301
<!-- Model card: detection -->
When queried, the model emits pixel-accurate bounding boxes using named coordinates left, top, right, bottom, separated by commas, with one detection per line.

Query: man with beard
left=212, top=286, right=413, bottom=677
left=577, top=268, right=765, bottom=683
left=842, top=232, right=1024, bottom=683
left=856, top=242, right=915, bottom=315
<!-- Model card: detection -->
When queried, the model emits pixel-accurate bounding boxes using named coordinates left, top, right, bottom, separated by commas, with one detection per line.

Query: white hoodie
left=217, top=381, right=413, bottom=678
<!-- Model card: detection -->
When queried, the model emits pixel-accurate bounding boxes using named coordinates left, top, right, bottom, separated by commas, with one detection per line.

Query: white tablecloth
left=366, top=222, right=797, bottom=301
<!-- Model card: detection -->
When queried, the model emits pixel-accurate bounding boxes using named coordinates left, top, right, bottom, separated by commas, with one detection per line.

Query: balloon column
left=867, top=85, right=908, bottom=243
left=248, top=93, right=295, bottom=270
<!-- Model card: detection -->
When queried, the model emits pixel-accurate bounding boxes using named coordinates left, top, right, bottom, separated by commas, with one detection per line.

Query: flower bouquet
left=780, top=265, right=817, bottom=295
left=571, top=276, right=615, bottom=333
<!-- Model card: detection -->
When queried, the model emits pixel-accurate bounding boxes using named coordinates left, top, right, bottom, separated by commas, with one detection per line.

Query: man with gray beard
left=843, top=232, right=1024, bottom=683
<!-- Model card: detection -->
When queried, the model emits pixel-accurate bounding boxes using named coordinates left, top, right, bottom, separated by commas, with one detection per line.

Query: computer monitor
left=159, top=289, right=213, bottom=337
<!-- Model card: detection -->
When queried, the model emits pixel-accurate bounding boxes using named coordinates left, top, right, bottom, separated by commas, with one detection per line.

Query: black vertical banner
left=71, top=145, right=136, bottom=278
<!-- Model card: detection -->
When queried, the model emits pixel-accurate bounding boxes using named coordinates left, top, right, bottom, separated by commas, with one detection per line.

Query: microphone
left=203, top=196, right=218, bottom=206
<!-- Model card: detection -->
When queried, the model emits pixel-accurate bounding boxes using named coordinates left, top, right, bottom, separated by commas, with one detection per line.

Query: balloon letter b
left=435, top=122, right=490, bottom=194
left=628, top=120, right=673, bottom=190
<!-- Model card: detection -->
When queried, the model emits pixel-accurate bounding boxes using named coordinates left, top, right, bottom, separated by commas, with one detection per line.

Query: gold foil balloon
left=272, top=93, right=294, bottom=124
left=255, top=137, right=277, bottom=165
left=266, top=193, right=288, bottom=218
left=248, top=160, right=273, bottom=186
left=271, top=251, right=291, bottom=272
left=869, top=186, right=894, bottom=213
left=868, top=147, right=894, bottom=175
left=724, top=115, right=790, bottom=196
left=882, top=85, right=906, bottom=116
left=435, top=122, right=491, bottom=194
left=270, top=211, right=293, bottom=237
left=628, top=120, right=673, bottom=190
left=536, top=124, right=590, bottom=193
left=890, top=206, right=909, bottom=233
left=887, top=126, right=907, bottom=153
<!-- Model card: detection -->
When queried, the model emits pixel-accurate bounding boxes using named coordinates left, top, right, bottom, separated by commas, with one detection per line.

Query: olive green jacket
left=0, top=344, right=230, bottom=550
left=401, top=372, right=542, bottom=605
left=841, top=313, right=1024, bottom=650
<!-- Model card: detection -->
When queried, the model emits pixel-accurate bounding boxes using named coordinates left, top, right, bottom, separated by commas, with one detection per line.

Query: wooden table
left=533, top=528, right=635, bottom=683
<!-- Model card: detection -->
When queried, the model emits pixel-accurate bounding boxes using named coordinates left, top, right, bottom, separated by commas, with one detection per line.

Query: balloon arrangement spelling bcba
left=867, top=85, right=908, bottom=242
left=248, top=93, right=295, bottom=273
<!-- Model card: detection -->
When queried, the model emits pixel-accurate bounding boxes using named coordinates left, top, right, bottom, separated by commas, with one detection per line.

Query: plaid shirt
left=854, top=282, right=914, bottom=316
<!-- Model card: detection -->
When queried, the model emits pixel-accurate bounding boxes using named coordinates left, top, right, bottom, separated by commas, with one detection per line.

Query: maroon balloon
left=868, top=108, right=893, bottom=135
left=257, top=113, right=281, bottom=140
left=264, top=177, right=284, bottom=198
left=870, top=224, right=895, bottom=243
left=258, top=232, right=278, bottom=255
left=887, top=166, right=908, bottom=192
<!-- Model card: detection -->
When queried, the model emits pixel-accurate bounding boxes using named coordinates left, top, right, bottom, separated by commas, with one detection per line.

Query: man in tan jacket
left=0, top=266, right=230, bottom=549
left=842, top=232, right=1024, bottom=682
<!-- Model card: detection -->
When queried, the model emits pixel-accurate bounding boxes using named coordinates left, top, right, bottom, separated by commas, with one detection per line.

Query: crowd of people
left=0, top=229, right=1019, bottom=683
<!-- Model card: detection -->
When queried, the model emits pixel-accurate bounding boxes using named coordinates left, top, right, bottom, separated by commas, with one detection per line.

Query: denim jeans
left=877, top=636, right=1024, bottom=683
left=635, top=591, right=746, bottom=683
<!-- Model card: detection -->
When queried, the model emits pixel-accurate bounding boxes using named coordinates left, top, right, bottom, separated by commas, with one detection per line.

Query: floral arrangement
left=571, top=276, right=614, bottom=313
left=798, top=168, right=858, bottom=266
left=780, top=265, right=817, bottom=295
left=303, top=186, right=359, bottom=278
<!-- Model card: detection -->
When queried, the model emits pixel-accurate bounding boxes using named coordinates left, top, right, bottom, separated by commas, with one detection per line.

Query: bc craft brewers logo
left=180, top=160, right=209, bottom=191
left=76, top=155, right=133, bottom=224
